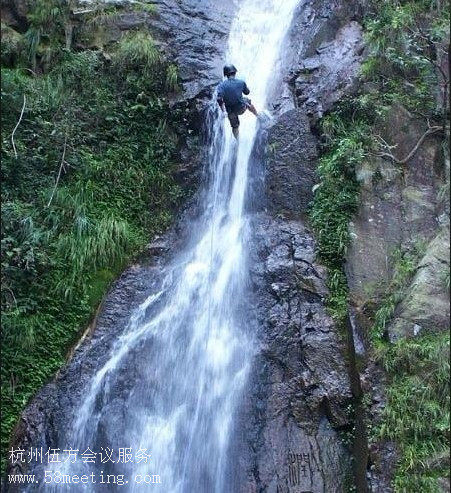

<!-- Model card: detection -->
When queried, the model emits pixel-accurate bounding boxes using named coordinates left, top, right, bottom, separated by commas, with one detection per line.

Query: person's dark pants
left=227, top=105, right=247, bottom=128
left=227, top=98, right=252, bottom=129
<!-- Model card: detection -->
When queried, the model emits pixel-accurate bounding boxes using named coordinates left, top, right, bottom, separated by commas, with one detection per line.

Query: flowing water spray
left=30, top=1, right=299, bottom=491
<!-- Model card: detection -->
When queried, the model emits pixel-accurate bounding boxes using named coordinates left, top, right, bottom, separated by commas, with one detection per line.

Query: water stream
left=29, top=1, right=300, bottom=491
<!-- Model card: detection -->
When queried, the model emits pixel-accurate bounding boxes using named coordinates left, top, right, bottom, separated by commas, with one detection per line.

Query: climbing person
left=217, top=64, right=259, bottom=139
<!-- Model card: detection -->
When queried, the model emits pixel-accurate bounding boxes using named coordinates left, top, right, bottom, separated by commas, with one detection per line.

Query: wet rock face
left=263, top=0, right=365, bottom=218
left=268, top=0, right=364, bottom=121
left=226, top=216, right=353, bottom=493
left=290, top=18, right=363, bottom=121
left=137, top=0, right=237, bottom=104
left=77, top=0, right=236, bottom=103
left=266, top=110, right=318, bottom=216
left=227, top=2, right=370, bottom=489
left=237, top=8, right=370, bottom=486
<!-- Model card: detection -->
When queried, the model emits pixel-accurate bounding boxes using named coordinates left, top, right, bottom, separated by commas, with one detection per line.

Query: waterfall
left=29, top=1, right=299, bottom=491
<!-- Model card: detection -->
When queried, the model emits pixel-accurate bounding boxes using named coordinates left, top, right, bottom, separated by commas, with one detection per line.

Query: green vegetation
left=309, top=1, right=449, bottom=491
left=371, top=245, right=424, bottom=341
left=1, top=0, right=183, bottom=467
left=374, top=332, right=450, bottom=492
left=362, top=0, right=449, bottom=122
left=310, top=0, right=449, bottom=315
left=310, top=105, right=369, bottom=322
left=368, top=246, right=449, bottom=493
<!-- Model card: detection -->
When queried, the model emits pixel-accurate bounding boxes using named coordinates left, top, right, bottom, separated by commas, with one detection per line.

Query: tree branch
left=11, top=94, right=26, bottom=159
left=47, top=133, right=68, bottom=208
left=374, top=125, right=443, bottom=165
left=2, top=285, right=17, bottom=309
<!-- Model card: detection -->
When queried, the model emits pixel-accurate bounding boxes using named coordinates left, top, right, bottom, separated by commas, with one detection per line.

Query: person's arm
left=243, top=82, right=250, bottom=95
left=217, top=84, right=226, bottom=112
left=217, top=97, right=226, bottom=112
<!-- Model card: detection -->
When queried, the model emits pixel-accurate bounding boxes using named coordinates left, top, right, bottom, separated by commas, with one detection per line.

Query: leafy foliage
left=113, top=31, right=161, bottom=77
left=361, top=0, right=449, bottom=118
left=371, top=246, right=424, bottom=341
left=1, top=6, right=184, bottom=468
left=309, top=101, right=370, bottom=321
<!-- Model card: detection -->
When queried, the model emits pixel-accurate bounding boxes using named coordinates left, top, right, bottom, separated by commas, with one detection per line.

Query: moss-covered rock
left=388, top=228, right=450, bottom=341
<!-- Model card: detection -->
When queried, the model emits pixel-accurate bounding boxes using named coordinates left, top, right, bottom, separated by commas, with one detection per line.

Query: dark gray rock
left=266, top=109, right=318, bottom=216
left=144, top=0, right=237, bottom=102
left=367, top=441, right=398, bottom=493
left=291, top=20, right=364, bottom=120
left=227, top=215, right=354, bottom=493
left=268, top=0, right=365, bottom=121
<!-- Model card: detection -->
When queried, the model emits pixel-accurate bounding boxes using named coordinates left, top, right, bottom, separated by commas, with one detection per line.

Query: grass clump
left=113, top=31, right=161, bottom=76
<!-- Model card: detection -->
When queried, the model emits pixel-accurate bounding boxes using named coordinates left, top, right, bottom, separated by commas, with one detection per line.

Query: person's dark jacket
left=217, top=78, right=250, bottom=112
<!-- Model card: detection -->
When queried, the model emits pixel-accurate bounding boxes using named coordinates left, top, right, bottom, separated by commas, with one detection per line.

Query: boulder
left=388, top=228, right=450, bottom=341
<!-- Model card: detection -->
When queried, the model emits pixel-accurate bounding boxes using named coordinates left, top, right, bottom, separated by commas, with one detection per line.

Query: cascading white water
left=31, top=1, right=299, bottom=491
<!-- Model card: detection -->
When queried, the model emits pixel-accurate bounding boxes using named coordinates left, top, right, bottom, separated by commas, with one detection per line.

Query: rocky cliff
left=3, top=1, right=449, bottom=492
left=349, top=103, right=450, bottom=492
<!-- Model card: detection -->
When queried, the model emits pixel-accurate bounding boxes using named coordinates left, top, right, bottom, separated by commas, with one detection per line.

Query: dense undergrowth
left=1, top=1, right=183, bottom=467
left=309, top=0, right=449, bottom=491
left=378, top=332, right=449, bottom=491
left=372, top=252, right=450, bottom=491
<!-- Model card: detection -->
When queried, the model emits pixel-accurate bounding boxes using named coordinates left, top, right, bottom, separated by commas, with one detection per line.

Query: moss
left=87, top=268, right=118, bottom=308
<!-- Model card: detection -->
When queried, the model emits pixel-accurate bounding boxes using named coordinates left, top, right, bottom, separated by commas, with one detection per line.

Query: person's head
left=223, top=64, right=237, bottom=78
